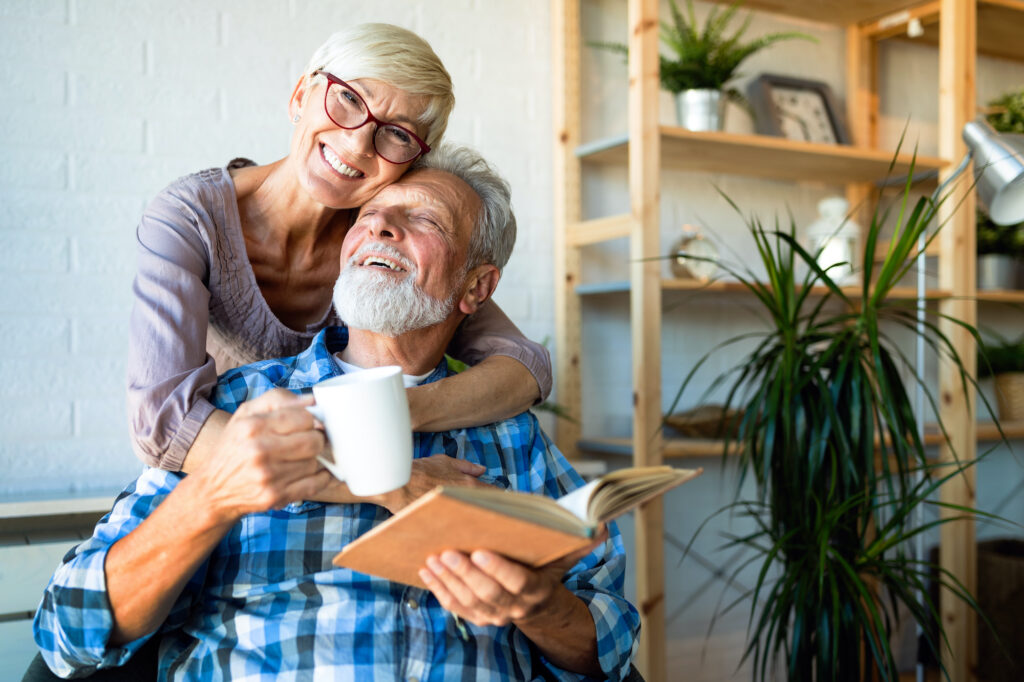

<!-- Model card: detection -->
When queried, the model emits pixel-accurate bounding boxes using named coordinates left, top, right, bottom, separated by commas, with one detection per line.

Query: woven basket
left=664, top=405, right=743, bottom=439
left=995, top=372, right=1024, bottom=422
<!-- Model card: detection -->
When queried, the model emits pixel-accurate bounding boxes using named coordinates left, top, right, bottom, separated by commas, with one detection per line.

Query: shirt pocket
left=242, top=501, right=338, bottom=583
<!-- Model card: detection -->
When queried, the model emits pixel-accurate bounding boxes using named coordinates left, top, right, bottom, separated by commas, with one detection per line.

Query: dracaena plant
left=669, top=145, right=1009, bottom=681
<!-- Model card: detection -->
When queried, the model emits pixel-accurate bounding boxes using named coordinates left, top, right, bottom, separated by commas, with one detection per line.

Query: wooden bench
left=0, top=496, right=114, bottom=676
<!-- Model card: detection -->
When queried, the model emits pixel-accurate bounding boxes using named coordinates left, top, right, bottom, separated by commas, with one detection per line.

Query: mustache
left=346, top=242, right=415, bottom=271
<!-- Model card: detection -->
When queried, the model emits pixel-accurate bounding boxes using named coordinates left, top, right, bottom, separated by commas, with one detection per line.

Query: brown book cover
left=333, top=466, right=703, bottom=588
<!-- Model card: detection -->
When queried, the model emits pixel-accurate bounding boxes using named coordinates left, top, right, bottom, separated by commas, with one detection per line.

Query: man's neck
left=340, top=320, right=462, bottom=376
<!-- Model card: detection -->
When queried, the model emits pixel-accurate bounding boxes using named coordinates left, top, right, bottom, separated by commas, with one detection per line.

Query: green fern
left=659, top=0, right=813, bottom=93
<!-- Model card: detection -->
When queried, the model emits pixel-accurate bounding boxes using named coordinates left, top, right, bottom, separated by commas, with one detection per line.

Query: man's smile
left=349, top=242, right=414, bottom=275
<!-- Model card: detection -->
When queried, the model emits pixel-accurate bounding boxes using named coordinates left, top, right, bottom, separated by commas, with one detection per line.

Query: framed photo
left=748, top=73, right=850, bottom=145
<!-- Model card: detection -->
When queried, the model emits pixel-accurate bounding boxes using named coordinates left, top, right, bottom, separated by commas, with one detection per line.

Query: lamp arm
left=930, top=150, right=973, bottom=205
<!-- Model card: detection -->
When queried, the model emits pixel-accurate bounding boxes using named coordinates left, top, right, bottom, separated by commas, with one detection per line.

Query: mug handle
left=306, top=404, right=344, bottom=481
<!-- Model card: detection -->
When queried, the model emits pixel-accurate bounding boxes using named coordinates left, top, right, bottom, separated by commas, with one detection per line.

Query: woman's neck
left=233, top=157, right=343, bottom=247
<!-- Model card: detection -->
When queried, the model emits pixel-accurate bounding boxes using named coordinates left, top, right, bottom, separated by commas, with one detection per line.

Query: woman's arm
left=413, top=299, right=551, bottom=431
left=127, top=181, right=219, bottom=471
left=407, top=355, right=539, bottom=431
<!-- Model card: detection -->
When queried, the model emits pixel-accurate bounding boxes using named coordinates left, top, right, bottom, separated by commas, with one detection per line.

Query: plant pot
left=978, top=253, right=1016, bottom=290
left=674, top=88, right=724, bottom=131
left=977, top=539, right=1024, bottom=682
left=925, top=540, right=1024, bottom=681
left=995, top=372, right=1024, bottom=421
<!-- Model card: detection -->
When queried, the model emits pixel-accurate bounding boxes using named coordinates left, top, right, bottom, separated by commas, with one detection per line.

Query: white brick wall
left=0, top=0, right=554, bottom=497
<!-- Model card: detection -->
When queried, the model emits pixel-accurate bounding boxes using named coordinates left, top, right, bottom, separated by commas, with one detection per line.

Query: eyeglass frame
left=313, top=70, right=431, bottom=164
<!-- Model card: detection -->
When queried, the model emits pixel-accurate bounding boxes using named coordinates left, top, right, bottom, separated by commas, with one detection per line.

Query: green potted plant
left=977, top=207, right=1024, bottom=290
left=669, top=150, right=1002, bottom=680
left=591, top=0, right=813, bottom=131
left=978, top=333, right=1024, bottom=422
left=985, top=86, right=1024, bottom=134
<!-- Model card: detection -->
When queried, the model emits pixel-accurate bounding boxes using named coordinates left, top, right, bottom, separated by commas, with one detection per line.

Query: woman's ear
left=288, top=74, right=311, bottom=122
left=458, top=265, right=500, bottom=315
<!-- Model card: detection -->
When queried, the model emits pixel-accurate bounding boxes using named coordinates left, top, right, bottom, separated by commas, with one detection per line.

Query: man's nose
left=366, top=207, right=405, bottom=240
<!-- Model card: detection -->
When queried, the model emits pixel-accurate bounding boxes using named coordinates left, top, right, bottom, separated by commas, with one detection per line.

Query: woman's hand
left=312, top=455, right=489, bottom=514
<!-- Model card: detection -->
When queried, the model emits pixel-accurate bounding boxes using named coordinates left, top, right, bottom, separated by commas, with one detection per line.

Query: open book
left=333, top=465, right=703, bottom=588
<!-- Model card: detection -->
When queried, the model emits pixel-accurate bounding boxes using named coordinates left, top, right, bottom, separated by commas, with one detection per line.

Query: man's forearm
left=105, top=475, right=236, bottom=644
left=515, top=585, right=602, bottom=677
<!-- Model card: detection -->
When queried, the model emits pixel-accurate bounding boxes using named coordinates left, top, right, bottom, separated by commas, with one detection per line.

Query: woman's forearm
left=179, top=409, right=231, bottom=474
left=407, top=355, right=540, bottom=432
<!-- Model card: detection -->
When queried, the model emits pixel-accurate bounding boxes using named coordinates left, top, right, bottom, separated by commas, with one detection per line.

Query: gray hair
left=412, top=144, right=517, bottom=272
left=304, top=24, right=455, bottom=148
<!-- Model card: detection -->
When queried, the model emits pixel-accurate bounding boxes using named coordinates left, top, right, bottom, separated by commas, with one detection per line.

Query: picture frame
left=748, top=73, right=850, bottom=145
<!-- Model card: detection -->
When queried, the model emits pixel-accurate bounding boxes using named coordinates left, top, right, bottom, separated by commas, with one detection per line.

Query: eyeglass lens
left=325, top=81, right=422, bottom=164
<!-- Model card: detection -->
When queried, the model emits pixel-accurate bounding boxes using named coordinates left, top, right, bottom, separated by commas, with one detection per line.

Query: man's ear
left=288, top=74, right=311, bottom=122
left=458, top=265, right=500, bottom=315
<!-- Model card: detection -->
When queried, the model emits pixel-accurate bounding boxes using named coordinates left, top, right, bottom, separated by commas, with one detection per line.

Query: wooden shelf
left=577, top=278, right=954, bottom=300
left=578, top=436, right=738, bottom=459
left=708, top=1, right=929, bottom=25
left=710, top=0, right=1024, bottom=62
left=576, top=128, right=948, bottom=185
left=976, top=289, right=1024, bottom=303
left=867, top=0, right=1024, bottom=63
left=580, top=421, right=1024, bottom=460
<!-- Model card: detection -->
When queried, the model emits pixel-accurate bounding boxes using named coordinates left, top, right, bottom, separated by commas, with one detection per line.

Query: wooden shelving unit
left=553, top=1, right=1023, bottom=679
left=580, top=421, right=1024, bottom=460
left=577, top=279, right=956, bottom=299
left=577, top=278, right=1024, bottom=302
left=577, top=127, right=947, bottom=183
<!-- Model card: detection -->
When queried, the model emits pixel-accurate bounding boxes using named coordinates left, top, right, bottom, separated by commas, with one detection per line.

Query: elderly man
left=33, top=145, right=640, bottom=681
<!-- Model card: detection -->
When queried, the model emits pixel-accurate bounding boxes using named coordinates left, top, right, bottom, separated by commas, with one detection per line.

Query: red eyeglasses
left=315, top=71, right=431, bottom=165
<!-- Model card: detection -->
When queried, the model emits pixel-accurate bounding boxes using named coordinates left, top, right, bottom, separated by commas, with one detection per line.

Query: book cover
left=333, top=466, right=703, bottom=588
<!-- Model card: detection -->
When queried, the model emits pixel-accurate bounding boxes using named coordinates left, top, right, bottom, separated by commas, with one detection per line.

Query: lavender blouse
left=126, top=162, right=552, bottom=471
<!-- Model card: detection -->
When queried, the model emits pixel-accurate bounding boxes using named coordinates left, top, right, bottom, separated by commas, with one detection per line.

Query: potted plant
left=670, top=151, right=1002, bottom=681
left=978, top=333, right=1024, bottom=421
left=591, top=0, right=813, bottom=131
left=977, top=207, right=1024, bottom=290
left=985, top=86, right=1024, bottom=134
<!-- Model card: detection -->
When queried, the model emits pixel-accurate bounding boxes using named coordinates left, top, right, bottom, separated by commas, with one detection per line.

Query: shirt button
left=406, top=598, right=418, bottom=610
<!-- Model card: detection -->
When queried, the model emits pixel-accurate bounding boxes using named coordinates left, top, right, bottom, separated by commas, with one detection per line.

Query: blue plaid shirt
left=34, top=327, right=640, bottom=680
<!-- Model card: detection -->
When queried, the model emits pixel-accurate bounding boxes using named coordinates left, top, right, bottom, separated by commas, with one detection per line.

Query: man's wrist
left=182, top=474, right=245, bottom=530
left=513, top=582, right=577, bottom=630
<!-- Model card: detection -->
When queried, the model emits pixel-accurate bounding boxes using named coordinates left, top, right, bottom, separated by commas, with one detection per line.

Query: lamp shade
left=963, top=119, right=1024, bottom=225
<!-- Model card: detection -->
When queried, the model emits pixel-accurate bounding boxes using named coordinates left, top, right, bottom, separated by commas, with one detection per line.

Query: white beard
left=332, top=243, right=458, bottom=337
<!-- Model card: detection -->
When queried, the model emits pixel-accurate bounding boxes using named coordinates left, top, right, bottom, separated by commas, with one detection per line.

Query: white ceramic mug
left=306, top=366, right=413, bottom=496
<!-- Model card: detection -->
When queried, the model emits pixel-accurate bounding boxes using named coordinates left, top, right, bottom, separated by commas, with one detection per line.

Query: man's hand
left=195, top=389, right=332, bottom=523
left=314, top=455, right=489, bottom=514
left=417, top=529, right=605, bottom=627
left=417, top=531, right=607, bottom=676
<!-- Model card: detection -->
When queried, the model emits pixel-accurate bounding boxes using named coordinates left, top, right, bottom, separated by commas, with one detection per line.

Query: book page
left=555, top=479, right=600, bottom=523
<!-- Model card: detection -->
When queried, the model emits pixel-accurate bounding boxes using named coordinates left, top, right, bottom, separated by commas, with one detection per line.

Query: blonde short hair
left=304, top=23, right=455, bottom=148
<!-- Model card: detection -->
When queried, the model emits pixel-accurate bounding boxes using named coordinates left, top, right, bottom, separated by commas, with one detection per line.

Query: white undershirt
left=333, top=353, right=432, bottom=388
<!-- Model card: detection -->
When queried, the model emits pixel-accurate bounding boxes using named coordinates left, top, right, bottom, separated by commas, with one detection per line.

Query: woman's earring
left=292, top=113, right=301, bottom=123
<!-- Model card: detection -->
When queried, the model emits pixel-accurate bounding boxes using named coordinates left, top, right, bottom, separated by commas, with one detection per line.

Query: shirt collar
left=307, top=326, right=450, bottom=387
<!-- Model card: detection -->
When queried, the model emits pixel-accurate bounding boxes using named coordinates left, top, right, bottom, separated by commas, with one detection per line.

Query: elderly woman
left=128, top=23, right=550, bottom=475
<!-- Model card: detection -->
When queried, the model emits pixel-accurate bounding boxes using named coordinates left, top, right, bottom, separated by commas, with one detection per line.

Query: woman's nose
left=348, top=123, right=377, bottom=158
